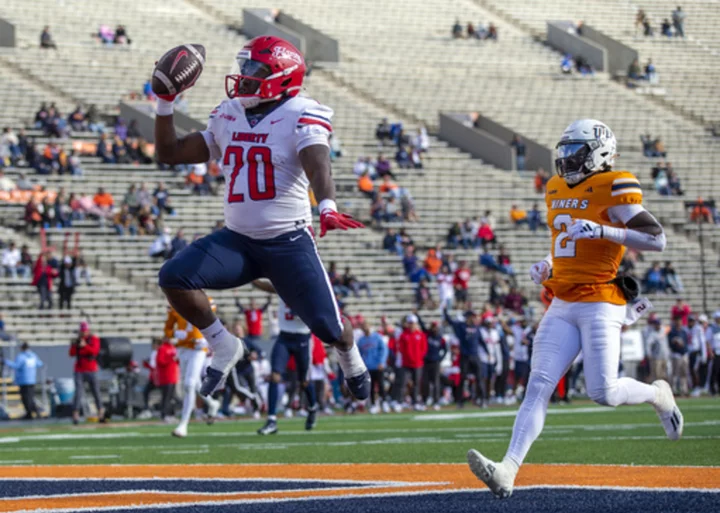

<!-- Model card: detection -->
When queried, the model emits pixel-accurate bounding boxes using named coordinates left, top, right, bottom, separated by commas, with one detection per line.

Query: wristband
left=542, top=253, right=553, bottom=267
left=318, top=199, right=337, bottom=214
left=600, top=225, right=627, bottom=245
left=156, top=98, right=174, bottom=116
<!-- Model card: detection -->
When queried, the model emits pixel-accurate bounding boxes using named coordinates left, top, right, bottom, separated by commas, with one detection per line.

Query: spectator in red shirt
left=392, top=314, right=428, bottom=411
left=671, top=298, right=692, bottom=326
left=156, top=337, right=179, bottom=421
left=32, top=250, right=58, bottom=310
left=69, top=321, right=105, bottom=424
left=476, top=222, right=497, bottom=250
left=503, top=287, right=527, bottom=315
left=236, top=294, right=272, bottom=343
left=453, top=261, right=472, bottom=310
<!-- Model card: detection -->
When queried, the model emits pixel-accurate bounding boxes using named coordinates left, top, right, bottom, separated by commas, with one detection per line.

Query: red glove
left=157, top=93, right=177, bottom=102
left=319, top=210, right=364, bottom=238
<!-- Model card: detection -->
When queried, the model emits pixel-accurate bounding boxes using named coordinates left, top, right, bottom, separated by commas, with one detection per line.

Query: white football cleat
left=172, top=424, right=188, bottom=438
left=467, top=449, right=516, bottom=499
left=200, top=337, right=245, bottom=396
left=369, top=405, right=380, bottom=415
left=652, top=380, right=683, bottom=440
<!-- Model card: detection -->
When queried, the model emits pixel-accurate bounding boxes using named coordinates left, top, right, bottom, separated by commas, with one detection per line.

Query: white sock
left=200, top=318, right=236, bottom=351
left=180, top=385, right=195, bottom=426
left=336, top=344, right=367, bottom=378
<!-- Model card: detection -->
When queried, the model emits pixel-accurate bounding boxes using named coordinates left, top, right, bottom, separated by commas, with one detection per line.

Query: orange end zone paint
left=0, top=464, right=717, bottom=513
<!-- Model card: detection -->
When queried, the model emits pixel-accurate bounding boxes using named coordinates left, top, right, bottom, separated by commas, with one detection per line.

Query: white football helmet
left=555, top=119, right=617, bottom=185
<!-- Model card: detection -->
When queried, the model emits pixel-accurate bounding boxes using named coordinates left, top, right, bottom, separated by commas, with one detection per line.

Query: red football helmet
left=226, top=36, right=306, bottom=108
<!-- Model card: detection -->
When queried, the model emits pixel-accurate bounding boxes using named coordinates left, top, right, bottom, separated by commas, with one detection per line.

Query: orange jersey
left=544, top=170, right=642, bottom=305
left=164, top=307, right=204, bottom=350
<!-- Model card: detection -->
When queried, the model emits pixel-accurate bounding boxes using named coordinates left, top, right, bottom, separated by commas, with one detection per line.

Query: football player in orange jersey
left=467, top=119, right=683, bottom=499
left=165, top=298, right=221, bottom=438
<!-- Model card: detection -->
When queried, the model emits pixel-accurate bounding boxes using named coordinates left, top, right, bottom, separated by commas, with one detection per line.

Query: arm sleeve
left=235, top=298, right=244, bottom=313
left=295, top=104, right=333, bottom=153
left=200, top=104, right=223, bottom=161
left=163, top=310, right=176, bottom=339
left=416, top=313, right=427, bottom=333
left=4, top=359, right=17, bottom=369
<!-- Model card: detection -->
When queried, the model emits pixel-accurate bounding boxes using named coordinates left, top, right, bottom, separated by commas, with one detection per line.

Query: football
left=152, top=43, right=206, bottom=97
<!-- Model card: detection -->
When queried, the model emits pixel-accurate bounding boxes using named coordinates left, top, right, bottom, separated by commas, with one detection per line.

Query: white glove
left=173, top=329, right=187, bottom=341
left=529, top=260, right=551, bottom=285
left=568, top=218, right=603, bottom=241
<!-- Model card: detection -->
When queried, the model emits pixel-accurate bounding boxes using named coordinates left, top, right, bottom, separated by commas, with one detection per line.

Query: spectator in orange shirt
left=357, top=171, right=375, bottom=200
left=510, top=204, right=529, bottom=227
left=534, top=168, right=548, bottom=193
left=379, top=175, right=398, bottom=194
left=690, top=197, right=713, bottom=224
left=424, top=248, right=442, bottom=277
left=91, top=187, right=114, bottom=220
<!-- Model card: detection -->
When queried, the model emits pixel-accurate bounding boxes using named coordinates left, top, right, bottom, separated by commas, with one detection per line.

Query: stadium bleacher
left=0, top=0, right=719, bottom=355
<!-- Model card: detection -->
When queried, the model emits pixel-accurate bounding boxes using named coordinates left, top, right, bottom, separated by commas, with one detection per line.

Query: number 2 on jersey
left=224, top=146, right=276, bottom=203
left=553, top=213, right=576, bottom=258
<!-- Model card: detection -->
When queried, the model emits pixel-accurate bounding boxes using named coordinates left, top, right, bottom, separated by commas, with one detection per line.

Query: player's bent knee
left=588, top=385, right=621, bottom=407
left=158, top=255, right=200, bottom=290
left=309, top=317, right=343, bottom=345
left=270, top=372, right=282, bottom=384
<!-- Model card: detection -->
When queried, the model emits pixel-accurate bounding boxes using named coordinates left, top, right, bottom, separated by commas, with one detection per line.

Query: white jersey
left=201, top=96, right=333, bottom=239
left=278, top=297, right=311, bottom=335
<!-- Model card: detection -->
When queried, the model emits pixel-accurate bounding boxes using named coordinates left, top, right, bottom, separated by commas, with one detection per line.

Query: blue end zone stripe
left=611, top=182, right=641, bottom=191
left=0, top=479, right=368, bottom=498
left=88, top=489, right=720, bottom=513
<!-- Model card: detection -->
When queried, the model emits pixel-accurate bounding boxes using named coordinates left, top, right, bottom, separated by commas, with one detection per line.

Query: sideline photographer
left=69, top=321, right=105, bottom=424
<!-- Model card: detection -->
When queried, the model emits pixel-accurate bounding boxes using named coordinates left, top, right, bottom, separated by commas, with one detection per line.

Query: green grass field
left=1, top=399, right=718, bottom=467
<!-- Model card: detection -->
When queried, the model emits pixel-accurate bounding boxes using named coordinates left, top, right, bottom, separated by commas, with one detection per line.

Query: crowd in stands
left=651, top=161, right=683, bottom=196
left=627, top=58, right=659, bottom=85
left=1, top=234, right=92, bottom=310
left=560, top=53, right=595, bottom=77
left=451, top=19, right=498, bottom=40
left=356, top=119, right=427, bottom=226
left=635, top=6, right=686, bottom=38
left=641, top=297, right=720, bottom=399
left=94, top=24, right=132, bottom=46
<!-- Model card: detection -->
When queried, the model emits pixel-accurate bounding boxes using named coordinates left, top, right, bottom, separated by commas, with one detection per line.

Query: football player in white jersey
left=154, top=36, right=371, bottom=403
left=251, top=280, right=318, bottom=434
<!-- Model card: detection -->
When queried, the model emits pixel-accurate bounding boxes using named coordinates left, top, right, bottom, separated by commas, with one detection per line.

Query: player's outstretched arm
left=300, top=144, right=364, bottom=237
left=154, top=114, right=209, bottom=165
left=569, top=208, right=666, bottom=252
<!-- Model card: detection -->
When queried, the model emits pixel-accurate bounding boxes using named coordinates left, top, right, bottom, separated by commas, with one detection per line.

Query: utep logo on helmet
left=273, top=46, right=302, bottom=64
left=594, top=125, right=611, bottom=141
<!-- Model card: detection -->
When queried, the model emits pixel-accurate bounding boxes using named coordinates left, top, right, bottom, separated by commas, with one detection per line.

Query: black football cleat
left=257, top=419, right=278, bottom=436
left=305, top=407, right=317, bottom=431
left=345, top=370, right=371, bottom=400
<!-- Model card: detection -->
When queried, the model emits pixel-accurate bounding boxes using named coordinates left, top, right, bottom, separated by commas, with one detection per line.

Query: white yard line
left=68, top=455, right=120, bottom=460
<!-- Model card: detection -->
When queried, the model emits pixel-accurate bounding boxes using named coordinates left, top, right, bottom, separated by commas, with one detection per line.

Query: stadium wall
left=438, top=113, right=514, bottom=170
left=119, top=101, right=204, bottom=143
left=0, top=19, right=16, bottom=47
left=242, top=9, right=305, bottom=55
left=581, top=25, right=639, bottom=77
left=276, top=12, right=339, bottom=63
left=547, top=21, right=608, bottom=72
